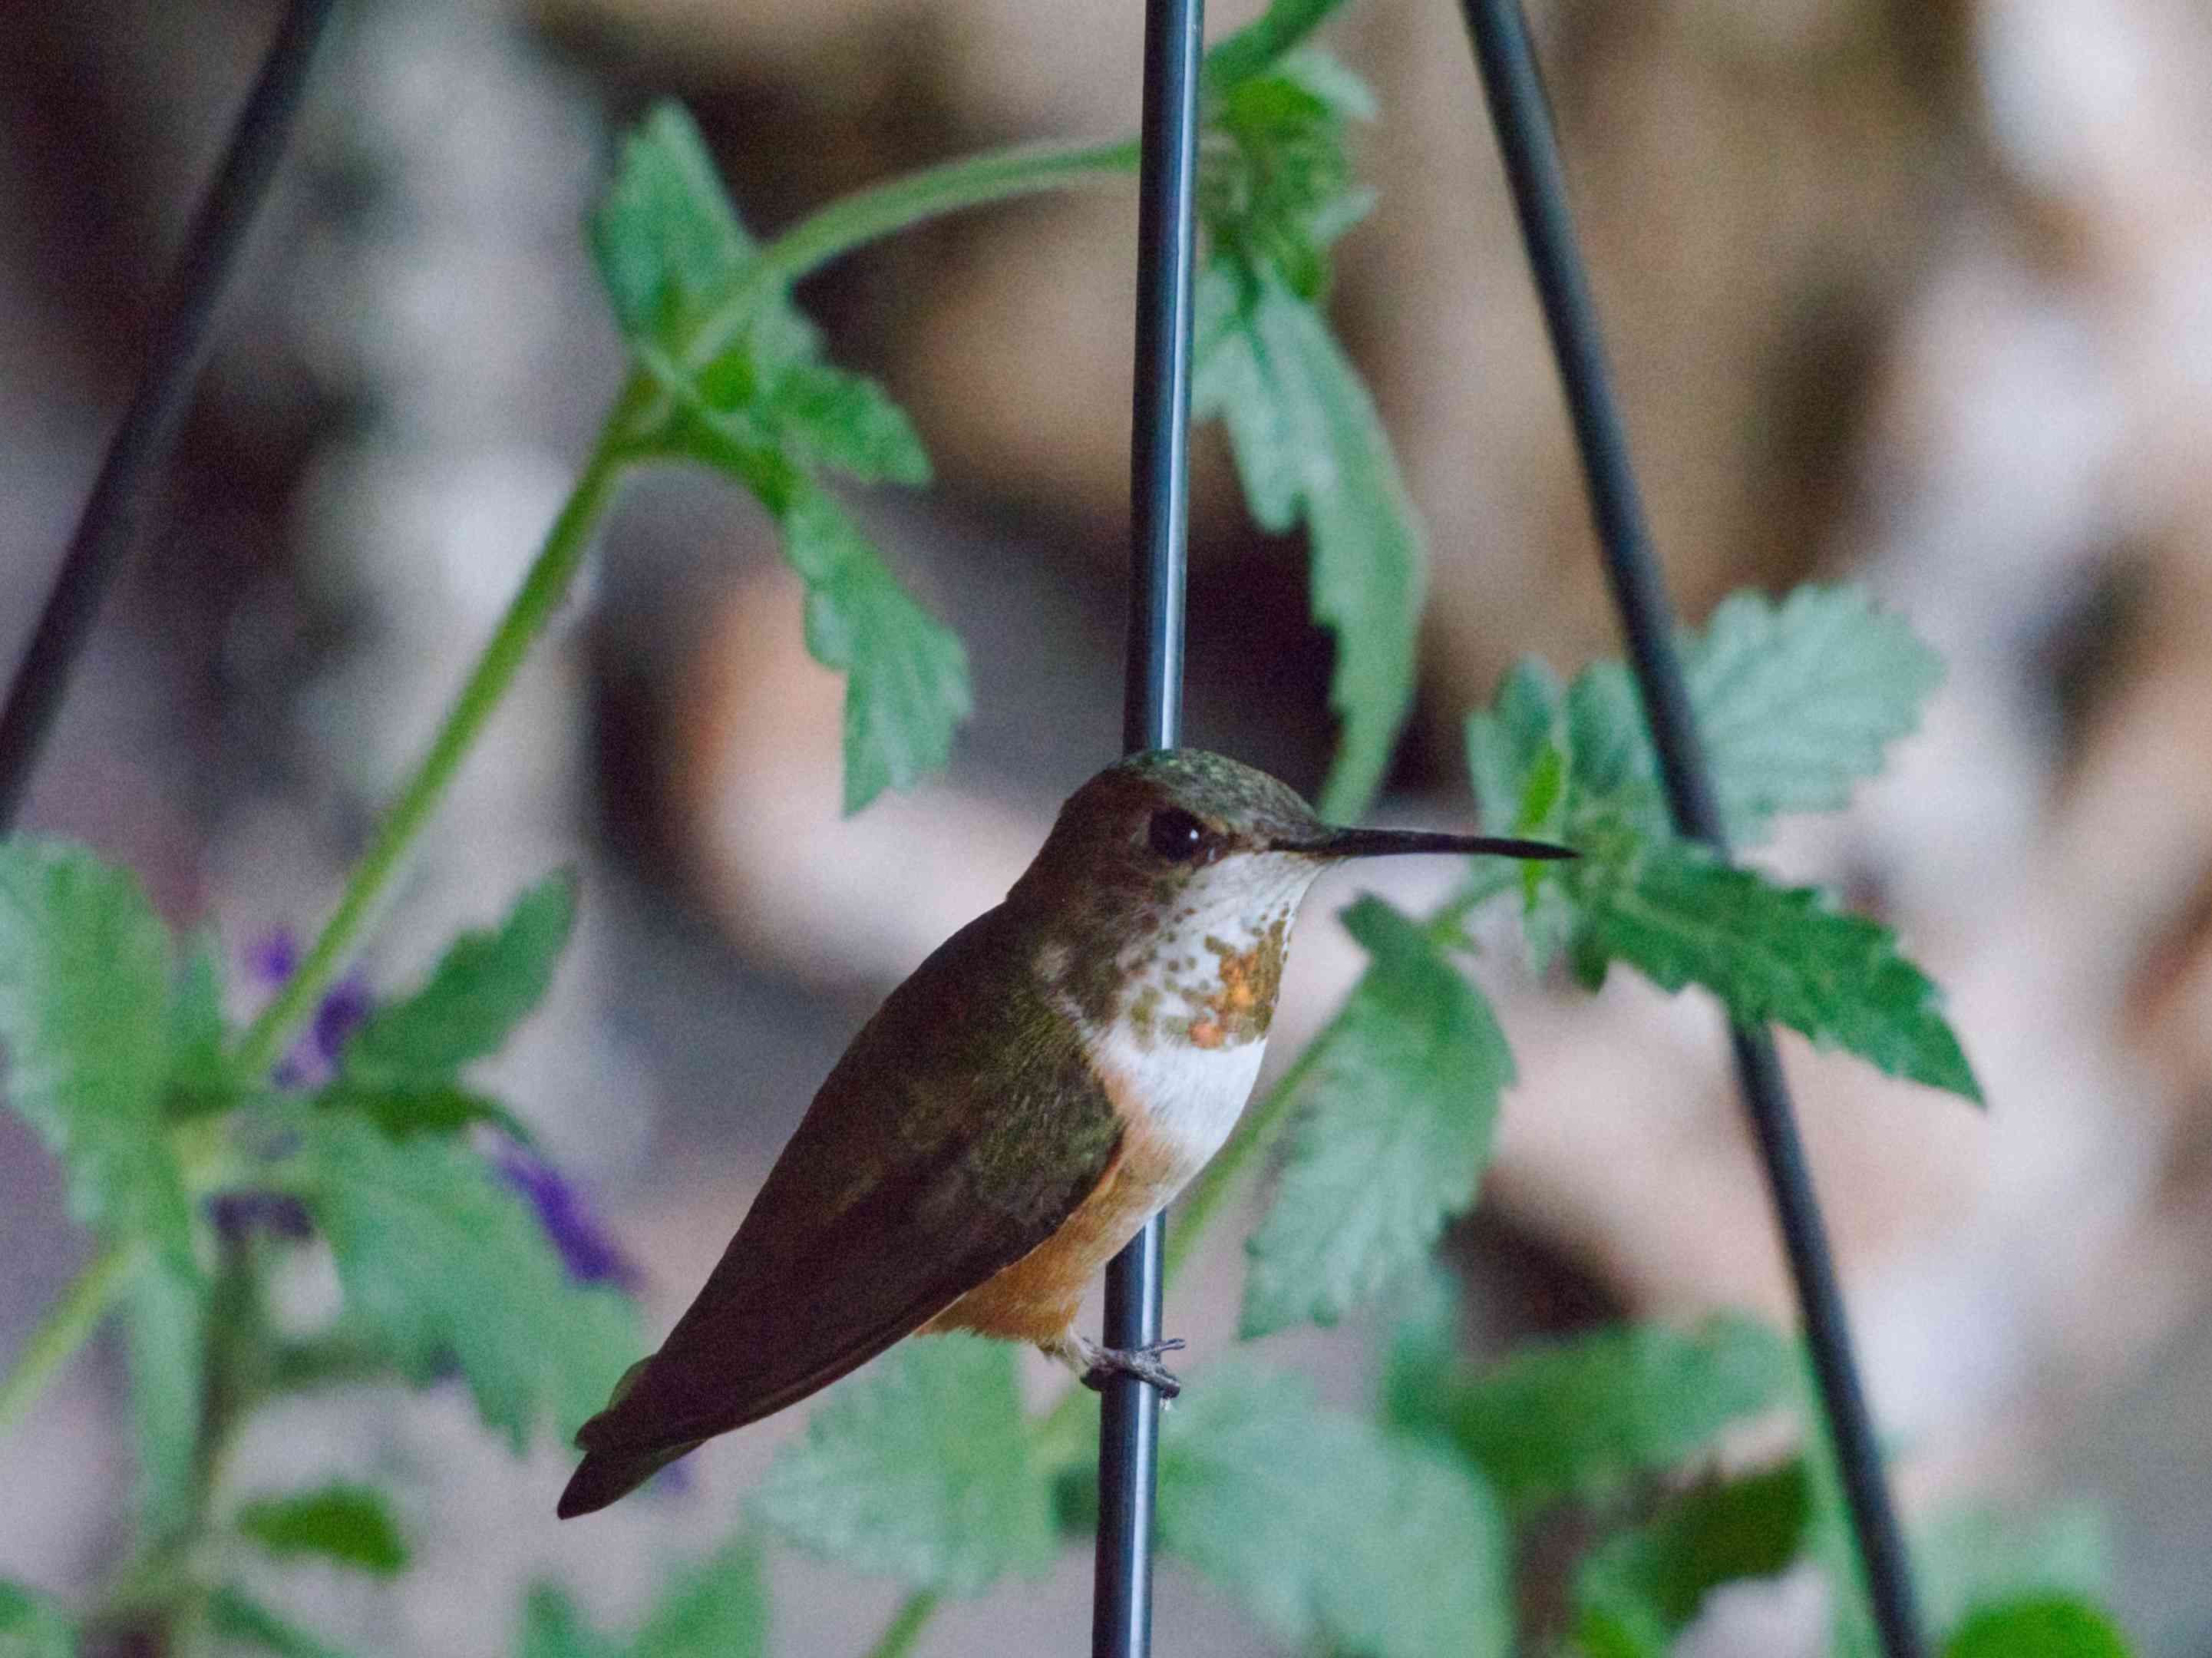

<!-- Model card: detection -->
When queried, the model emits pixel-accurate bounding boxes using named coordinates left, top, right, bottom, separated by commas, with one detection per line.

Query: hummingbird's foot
left=1077, top=1337, right=1186, bottom=1399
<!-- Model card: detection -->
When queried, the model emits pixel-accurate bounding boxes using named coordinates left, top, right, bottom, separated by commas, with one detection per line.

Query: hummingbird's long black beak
left=1273, top=827, right=1576, bottom=861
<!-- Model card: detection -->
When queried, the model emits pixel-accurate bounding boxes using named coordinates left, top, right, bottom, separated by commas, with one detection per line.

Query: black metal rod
left=1453, top=4, right=1927, bottom=1655
left=0, top=0, right=339, bottom=831
left=1095, top=0, right=1203, bottom=1650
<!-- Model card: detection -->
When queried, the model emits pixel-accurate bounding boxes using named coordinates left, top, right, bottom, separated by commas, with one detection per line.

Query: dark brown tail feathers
left=556, top=1438, right=697, bottom=1519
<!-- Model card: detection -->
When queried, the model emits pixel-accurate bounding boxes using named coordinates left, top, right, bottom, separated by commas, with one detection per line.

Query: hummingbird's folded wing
left=570, top=903, right=1122, bottom=1468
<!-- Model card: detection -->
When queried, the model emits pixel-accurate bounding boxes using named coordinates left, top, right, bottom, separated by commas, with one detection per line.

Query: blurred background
left=4, top=0, right=2212, bottom=1650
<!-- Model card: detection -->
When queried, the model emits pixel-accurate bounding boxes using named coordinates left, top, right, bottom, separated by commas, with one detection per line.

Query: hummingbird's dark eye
left=1147, top=808, right=1211, bottom=863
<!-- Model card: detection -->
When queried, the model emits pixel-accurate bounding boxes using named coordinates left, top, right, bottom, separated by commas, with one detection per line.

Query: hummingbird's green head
left=1011, top=749, right=1570, bottom=1048
left=1015, top=748, right=1570, bottom=898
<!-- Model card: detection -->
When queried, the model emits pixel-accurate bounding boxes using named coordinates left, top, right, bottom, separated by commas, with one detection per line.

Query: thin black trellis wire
left=1094, top=0, right=1203, bottom=1649
left=0, top=0, right=339, bottom=831
left=1456, top=3, right=1928, bottom=1654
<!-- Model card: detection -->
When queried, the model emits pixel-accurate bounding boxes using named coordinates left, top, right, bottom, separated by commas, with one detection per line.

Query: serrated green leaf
left=1917, top=1504, right=2111, bottom=1638
left=1411, top=1316, right=1793, bottom=1518
left=632, top=1535, right=769, bottom=1658
left=1542, top=586, right=1943, bottom=850
left=263, top=1114, right=636, bottom=1450
left=342, top=874, right=576, bottom=1089
left=517, top=1586, right=622, bottom=1658
left=1570, top=1461, right=1811, bottom=1657
left=589, top=102, right=748, bottom=343
left=236, top=1483, right=409, bottom=1578
left=0, top=841, right=183, bottom=1245
left=1692, top=586, right=1943, bottom=844
left=784, top=491, right=970, bottom=815
left=1157, top=1361, right=1510, bottom=1658
left=124, top=1245, right=207, bottom=1543
left=1943, top=1597, right=2132, bottom=1658
left=206, top=1587, right=354, bottom=1658
left=765, top=362, right=931, bottom=487
left=0, top=1578, right=75, bottom=1658
left=754, top=1334, right=1050, bottom=1596
left=165, top=933, right=235, bottom=1122
left=1583, top=842, right=1981, bottom=1101
left=1194, top=270, right=1423, bottom=821
left=1241, top=896, right=1510, bottom=1337
left=595, top=103, right=961, bottom=811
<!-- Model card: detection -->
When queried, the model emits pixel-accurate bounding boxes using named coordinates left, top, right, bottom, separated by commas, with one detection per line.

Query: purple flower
left=249, top=928, right=371, bottom=1088
left=207, top=1190, right=314, bottom=1242
left=492, top=1144, right=641, bottom=1292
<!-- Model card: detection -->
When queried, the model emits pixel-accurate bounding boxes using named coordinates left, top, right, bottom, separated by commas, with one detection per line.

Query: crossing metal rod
left=1095, top=0, right=1203, bottom=1650
left=1452, top=2, right=1928, bottom=1654
left=0, top=0, right=340, bottom=831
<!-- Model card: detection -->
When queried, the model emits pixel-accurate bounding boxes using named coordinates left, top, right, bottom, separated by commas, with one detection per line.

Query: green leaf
left=342, top=874, right=576, bottom=1088
left=1691, top=586, right=1943, bottom=844
left=754, top=1334, right=1052, bottom=1596
left=517, top=1586, right=622, bottom=1658
left=596, top=103, right=961, bottom=813
left=1241, top=896, right=1511, bottom=1336
left=164, top=933, right=235, bottom=1121
left=0, top=1578, right=75, bottom=1658
left=1412, top=1315, right=1793, bottom=1518
left=1917, top=1504, right=2111, bottom=1638
left=1465, top=659, right=1564, bottom=832
left=206, top=1587, right=354, bottom=1658
left=1525, top=585, right=1944, bottom=850
left=1194, top=269, right=1423, bottom=821
left=1203, top=0, right=1352, bottom=94
left=1156, top=1361, right=1510, bottom=1658
left=236, top=1483, right=410, bottom=1578
left=632, top=1536, right=770, bottom=1658
left=123, top=1246, right=207, bottom=1543
left=765, top=362, right=930, bottom=487
left=317, top=1082, right=535, bottom=1146
left=1581, top=841, right=1981, bottom=1101
left=784, top=491, right=971, bottom=815
left=1376, top=1261, right=1468, bottom=1438
left=264, top=1113, right=636, bottom=1450
left=0, top=840, right=183, bottom=1244
left=589, top=103, right=748, bottom=344
left=1943, top=1597, right=2132, bottom=1658
left=1570, top=1461, right=1811, bottom=1657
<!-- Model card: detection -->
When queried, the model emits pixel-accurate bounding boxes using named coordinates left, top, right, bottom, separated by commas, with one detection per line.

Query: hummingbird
left=557, top=748, right=1570, bottom=1518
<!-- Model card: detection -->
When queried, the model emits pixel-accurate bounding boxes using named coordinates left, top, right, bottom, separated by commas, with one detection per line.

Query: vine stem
left=757, top=138, right=1140, bottom=290
left=862, top=1590, right=942, bottom=1658
left=230, top=377, right=647, bottom=1079
left=0, top=1242, right=133, bottom=1434
left=676, top=139, right=1142, bottom=384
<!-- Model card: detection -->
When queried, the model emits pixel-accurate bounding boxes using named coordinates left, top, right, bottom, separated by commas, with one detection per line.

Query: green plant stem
left=761, top=138, right=1140, bottom=286
left=0, top=1241, right=132, bottom=1433
left=685, top=138, right=1141, bottom=376
left=232, top=377, right=648, bottom=1079
left=863, top=1590, right=941, bottom=1658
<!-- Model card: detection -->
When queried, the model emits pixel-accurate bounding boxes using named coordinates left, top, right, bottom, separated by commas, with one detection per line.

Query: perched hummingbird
left=558, top=748, right=1570, bottom=1518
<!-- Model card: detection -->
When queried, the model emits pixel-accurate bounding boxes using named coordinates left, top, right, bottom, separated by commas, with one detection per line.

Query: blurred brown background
left=4, top=0, right=2211, bottom=1651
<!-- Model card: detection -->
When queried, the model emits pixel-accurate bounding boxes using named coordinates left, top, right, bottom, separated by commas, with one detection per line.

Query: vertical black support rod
left=1096, top=0, right=1203, bottom=1652
left=0, top=0, right=339, bottom=831
left=1454, top=4, right=1927, bottom=1656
